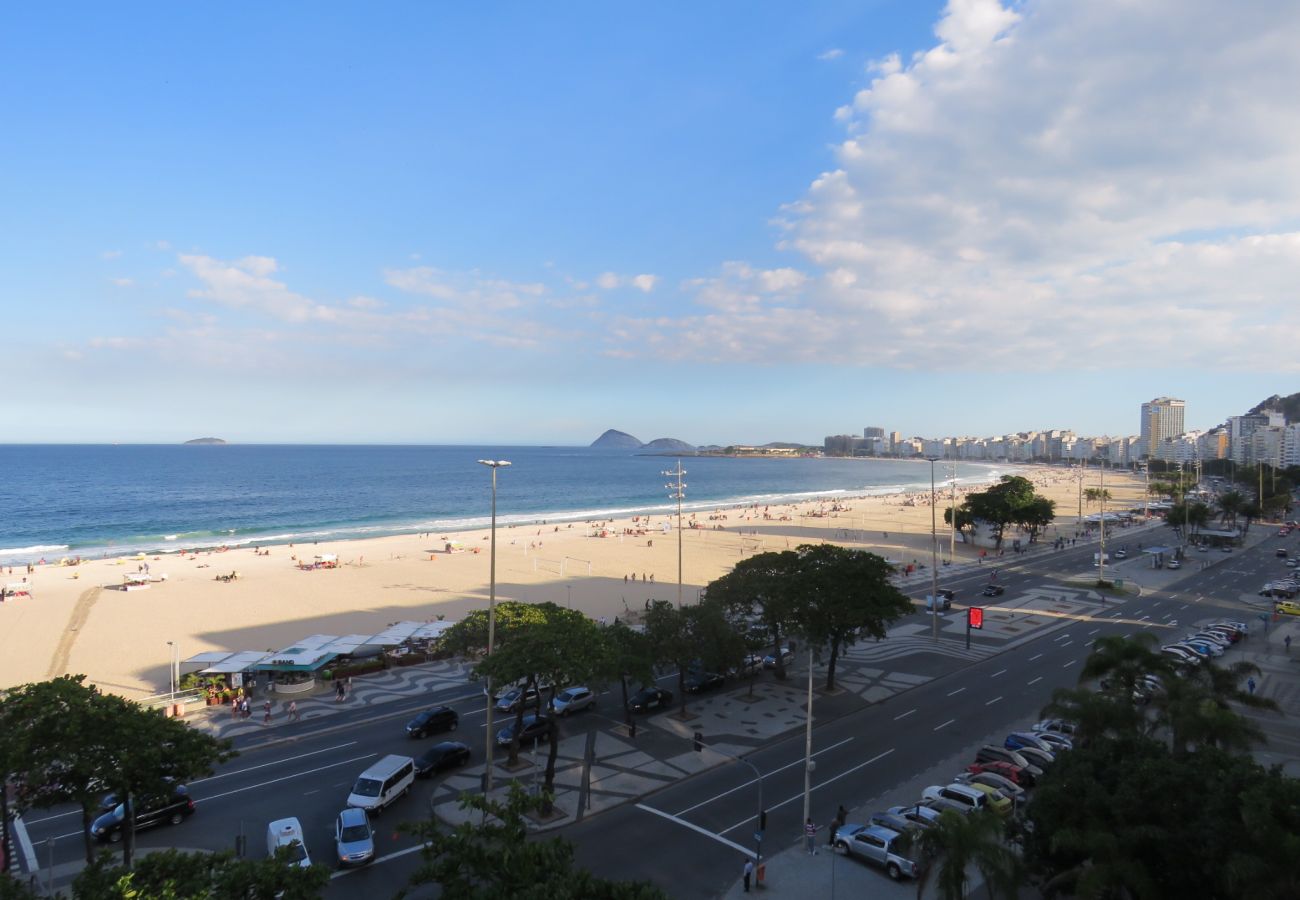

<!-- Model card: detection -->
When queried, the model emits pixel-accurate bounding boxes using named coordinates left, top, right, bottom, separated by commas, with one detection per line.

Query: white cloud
left=108, top=277, right=134, bottom=287
left=179, top=254, right=341, bottom=323
left=724, top=0, right=1300, bottom=371
left=818, top=48, right=844, bottom=61
left=100, top=250, right=122, bottom=260
left=594, top=272, right=658, bottom=292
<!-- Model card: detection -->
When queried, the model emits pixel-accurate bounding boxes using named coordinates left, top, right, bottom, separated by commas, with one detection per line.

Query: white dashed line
left=933, top=719, right=955, bottom=731
left=985, top=696, right=1002, bottom=706
left=894, top=708, right=917, bottom=721
left=1028, top=676, right=1043, bottom=685
left=948, top=687, right=966, bottom=697
left=1063, top=659, right=1076, bottom=668
left=990, top=669, right=1007, bottom=677
left=1029, top=653, right=1043, bottom=661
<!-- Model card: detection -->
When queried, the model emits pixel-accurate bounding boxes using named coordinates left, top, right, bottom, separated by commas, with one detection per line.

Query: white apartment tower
left=1140, top=397, right=1185, bottom=458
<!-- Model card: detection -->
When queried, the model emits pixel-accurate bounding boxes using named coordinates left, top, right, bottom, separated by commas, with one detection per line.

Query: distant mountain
left=1248, top=393, right=1300, bottom=423
left=590, top=429, right=643, bottom=449
left=642, top=437, right=695, bottom=452
left=184, top=437, right=227, bottom=445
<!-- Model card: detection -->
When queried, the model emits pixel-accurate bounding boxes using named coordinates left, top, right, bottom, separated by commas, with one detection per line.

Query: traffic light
left=968, top=606, right=984, bottom=629
left=693, top=731, right=704, bottom=752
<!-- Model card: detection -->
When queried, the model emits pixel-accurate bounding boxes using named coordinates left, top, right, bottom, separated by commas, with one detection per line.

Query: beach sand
left=0, top=466, right=1149, bottom=699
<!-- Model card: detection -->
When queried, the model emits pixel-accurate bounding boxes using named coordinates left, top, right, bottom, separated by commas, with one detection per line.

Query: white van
left=347, top=754, right=415, bottom=813
left=266, top=817, right=311, bottom=868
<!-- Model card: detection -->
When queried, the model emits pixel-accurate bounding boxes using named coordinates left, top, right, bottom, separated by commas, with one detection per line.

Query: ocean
left=0, top=445, right=1010, bottom=564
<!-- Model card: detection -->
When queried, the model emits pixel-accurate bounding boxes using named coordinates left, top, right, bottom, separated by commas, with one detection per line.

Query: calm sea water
left=0, top=445, right=1009, bottom=563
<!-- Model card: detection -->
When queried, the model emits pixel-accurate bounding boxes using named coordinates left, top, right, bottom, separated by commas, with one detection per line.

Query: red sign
left=968, top=607, right=985, bottom=629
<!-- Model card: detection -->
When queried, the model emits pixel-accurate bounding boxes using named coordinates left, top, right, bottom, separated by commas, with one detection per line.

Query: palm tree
left=1152, top=659, right=1278, bottom=755
left=1216, top=491, right=1245, bottom=527
left=1080, top=633, right=1173, bottom=703
left=915, top=808, right=1022, bottom=900
left=1039, top=685, right=1149, bottom=747
left=1083, top=488, right=1112, bottom=510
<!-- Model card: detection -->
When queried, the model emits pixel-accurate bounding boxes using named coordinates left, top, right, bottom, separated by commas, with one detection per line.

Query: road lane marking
left=990, top=669, right=1006, bottom=678
left=985, top=696, right=1002, bottom=706
left=1029, top=653, right=1043, bottom=661
left=720, top=749, right=897, bottom=834
left=22, top=741, right=367, bottom=826
left=947, top=687, right=966, bottom=697
left=1063, top=659, right=1076, bottom=668
left=1060, top=641, right=1073, bottom=648
left=1028, top=676, right=1043, bottom=685
left=642, top=803, right=760, bottom=857
left=894, top=708, right=917, bottom=721
left=673, top=737, right=854, bottom=817
left=1088, top=628, right=1099, bottom=635
left=933, top=719, right=955, bottom=731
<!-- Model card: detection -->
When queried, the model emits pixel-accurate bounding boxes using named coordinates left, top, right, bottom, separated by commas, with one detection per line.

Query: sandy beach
left=0, top=466, right=1148, bottom=699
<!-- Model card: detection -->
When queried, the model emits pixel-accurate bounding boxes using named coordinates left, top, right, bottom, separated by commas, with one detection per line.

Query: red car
left=967, top=760, right=1034, bottom=787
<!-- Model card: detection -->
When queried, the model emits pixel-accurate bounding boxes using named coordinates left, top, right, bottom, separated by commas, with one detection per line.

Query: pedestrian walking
left=830, top=804, right=848, bottom=845
left=742, top=858, right=754, bottom=893
left=263, top=701, right=272, bottom=725
left=230, top=698, right=240, bottom=720
left=1248, top=676, right=1257, bottom=695
left=804, top=818, right=818, bottom=855
left=336, top=680, right=346, bottom=702
left=1286, top=635, right=1292, bottom=654
left=288, top=700, right=299, bottom=721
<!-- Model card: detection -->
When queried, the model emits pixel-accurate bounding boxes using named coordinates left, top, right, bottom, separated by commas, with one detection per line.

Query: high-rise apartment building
left=1139, top=397, right=1185, bottom=458
left=864, top=426, right=885, bottom=439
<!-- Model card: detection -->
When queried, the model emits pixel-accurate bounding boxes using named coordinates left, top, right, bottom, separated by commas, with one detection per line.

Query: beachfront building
left=1199, top=429, right=1230, bottom=460
left=1139, top=397, right=1186, bottom=460
left=1153, top=430, right=1204, bottom=464
left=1228, top=411, right=1284, bottom=463
left=1283, top=424, right=1300, bottom=467
left=824, top=434, right=864, bottom=457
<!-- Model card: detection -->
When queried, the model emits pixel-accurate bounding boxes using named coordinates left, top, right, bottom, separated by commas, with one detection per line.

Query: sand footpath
left=0, top=466, right=1147, bottom=698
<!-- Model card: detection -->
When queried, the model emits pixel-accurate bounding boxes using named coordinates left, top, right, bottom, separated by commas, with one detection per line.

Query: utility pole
left=1098, top=460, right=1107, bottom=584
left=477, top=459, right=511, bottom=798
left=949, top=462, right=957, bottom=563
left=801, top=645, right=815, bottom=832
left=664, top=461, right=687, bottom=607
left=926, top=455, right=941, bottom=643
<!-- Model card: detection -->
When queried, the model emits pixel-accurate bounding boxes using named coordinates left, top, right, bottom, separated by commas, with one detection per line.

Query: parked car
left=333, top=807, right=375, bottom=867
left=981, top=585, right=1005, bottom=597
left=922, top=783, right=997, bottom=816
left=549, top=686, right=596, bottom=716
left=887, top=804, right=943, bottom=829
left=1278, top=548, right=1289, bottom=558
left=415, top=741, right=471, bottom=777
left=730, top=653, right=764, bottom=677
left=628, top=686, right=673, bottom=713
left=495, top=714, right=551, bottom=747
left=834, top=825, right=923, bottom=880
left=1166, top=560, right=1182, bottom=569
left=956, top=781, right=1013, bottom=817
left=1032, top=730, right=1073, bottom=753
left=685, top=671, right=726, bottom=694
left=266, top=817, right=311, bottom=868
left=762, top=647, right=794, bottom=669
left=405, top=705, right=459, bottom=738
left=868, top=811, right=922, bottom=835
left=1014, top=745, right=1056, bottom=770
left=974, top=745, right=1043, bottom=778
left=1031, top=718, right=1078, bottom=738
left=966, top=760, right=1035, bottom=787
left=89, top=787, right=195, bottom=843
left=955, top=770, right=1025, bottom=801
left=918, top=795, right=972, bottom=816
left=1113, top=549, right=1128, bottom=559
left=925, top=589, right=955, bottom=611
left=1004, top=732, right=1053, bottom=754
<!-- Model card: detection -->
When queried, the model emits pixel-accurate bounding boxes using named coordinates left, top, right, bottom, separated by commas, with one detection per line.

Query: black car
left=685, top=671, right=725, bottom=694
left=415, top=741, right=471, bottom=777
left=628, top=686, right=673, bottom=713
left=89, top=787, right=195, bottom=843
left=406, top=705, right=459, bottom=738
left=981, top=585, right=1005, bottom=597
left=496, top=713, right=551, bottom=747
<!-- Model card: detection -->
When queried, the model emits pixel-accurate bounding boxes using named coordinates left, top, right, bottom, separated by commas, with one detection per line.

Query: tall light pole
left=477, top=459, right=511, bottom=797
left=801, top=644, right=816, bottom=832
left=948, top=462, right=957, bottom=563
left=925, top=455, right=941, bottom=643
left=664, top=461, right=687, bottom=607
left=166, top=641, right=176, bottom=702
left=1098, top=460, right=1107, bottom=583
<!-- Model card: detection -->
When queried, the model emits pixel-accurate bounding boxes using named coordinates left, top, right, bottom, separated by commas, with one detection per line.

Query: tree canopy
left=958, top=476, right=1057, bottom=548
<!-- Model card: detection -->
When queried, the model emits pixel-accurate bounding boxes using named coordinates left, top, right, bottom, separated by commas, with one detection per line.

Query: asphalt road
left=18, top=523, right=1291, bottom=898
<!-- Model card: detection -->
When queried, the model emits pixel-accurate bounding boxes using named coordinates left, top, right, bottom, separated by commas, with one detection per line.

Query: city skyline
left=6, top=1, right=1299, bottom=444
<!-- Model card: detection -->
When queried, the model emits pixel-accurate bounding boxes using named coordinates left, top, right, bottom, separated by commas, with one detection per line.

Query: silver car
left=549, top=686, right=596, bottom=716
left=334, top=807, right=374, bottom=867
left=834, top=824, right=922, bottom=880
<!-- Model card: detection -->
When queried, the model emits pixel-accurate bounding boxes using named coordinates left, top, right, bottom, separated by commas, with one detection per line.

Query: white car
left=267, top=817, right=311, bottom=868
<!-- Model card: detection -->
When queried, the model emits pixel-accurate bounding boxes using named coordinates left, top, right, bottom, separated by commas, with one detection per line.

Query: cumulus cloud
left=818, top=48, right=844, bottom=61
left=593, top=271, right=658, bottom=293
left=179, top=254, right=342, bottom=323
left=613, top=0, right=1300, bottom=370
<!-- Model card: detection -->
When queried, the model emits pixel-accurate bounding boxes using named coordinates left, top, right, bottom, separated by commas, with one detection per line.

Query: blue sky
left=4, top=1, right=1296, bottom=445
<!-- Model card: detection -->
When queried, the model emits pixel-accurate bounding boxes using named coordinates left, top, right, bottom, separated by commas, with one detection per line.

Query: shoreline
left=0, top=465, right=1149, bottom=699
left=1, top=461, right=1026, bottom=566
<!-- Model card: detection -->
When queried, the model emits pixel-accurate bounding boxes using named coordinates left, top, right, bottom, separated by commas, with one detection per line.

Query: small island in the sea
left=183, top=437, right=227, bottom=445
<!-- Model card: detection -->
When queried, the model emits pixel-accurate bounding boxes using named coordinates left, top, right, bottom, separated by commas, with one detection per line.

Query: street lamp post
left=801, top=644, right=815, bottom=830
left=925, top=455, right=941, bottom=643
left=664, top=461, right=687, bottom=607
left=949, top=463, right=957, bottom=564
left=477, top=459, right=511, bottom=797
left=166, top=641, right=175, bottom=702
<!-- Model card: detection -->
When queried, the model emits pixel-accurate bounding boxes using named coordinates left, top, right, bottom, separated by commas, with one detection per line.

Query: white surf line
left=933, top=719, right=955, bottom=731
left=1029, top=653, right=1043, bottom=661
left=23, top=741, right=366, bottom=826
left=985, top=696, right=1003, bottom=706
left=640, top=803, right=758, bottom=857
left=947, top=687, right=966, bottom=697
left=720, top=749, right=897, bottom=834
left=990, top=668, right=1007, bottom=677
left=1028, top=676, right=1043, bottom=685
left=13, top=814, right=37, bottom=872
left=894, top=708, right=917, bottom=721
left=673, top=737, right=854, bottom=817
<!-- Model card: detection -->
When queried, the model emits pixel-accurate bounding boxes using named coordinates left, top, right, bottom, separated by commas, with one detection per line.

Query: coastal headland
left=0, top=466, right=1147, bottom=699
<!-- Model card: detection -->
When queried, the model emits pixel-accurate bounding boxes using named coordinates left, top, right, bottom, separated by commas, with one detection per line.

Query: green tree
left=959, top=476, right=1055, bottom=549
left=400, top=784, right=668, bottom=899
left=602, top=620, right=656, bottom=731
left=1151, top=658, right=1277, bottom=756
left=1079, top=633, right=1173, bottom=708
left=790, top=544, right=912, bottom=691
left=642, top=600, right=739, bottom=717
left=703, top=551, right=801, bottom=679
left=1216, top=490, right=1245, bottom=527
left=914, top=808, right=1022, bottom=900
left=70, top=848, right=329, bottom=899
left=1165, top=501, right=1210, bottom=538
left=943, top=505, right=977, bottom=543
